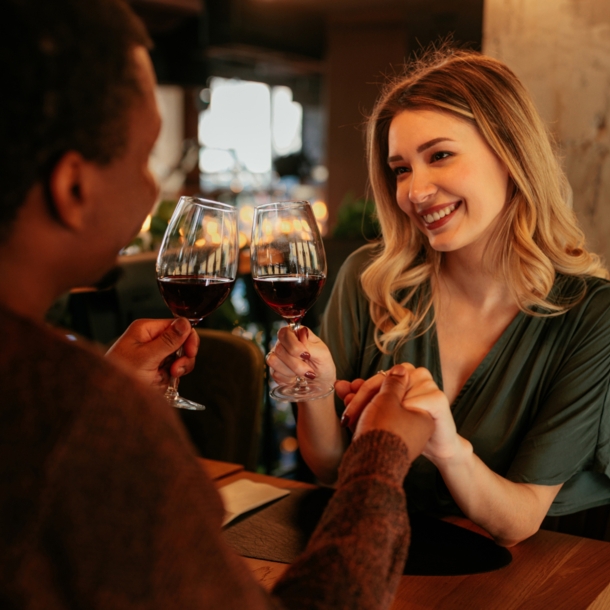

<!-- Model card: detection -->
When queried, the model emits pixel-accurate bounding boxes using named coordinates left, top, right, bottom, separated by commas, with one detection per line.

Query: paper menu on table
left=218, top=479, right=291, bottom=526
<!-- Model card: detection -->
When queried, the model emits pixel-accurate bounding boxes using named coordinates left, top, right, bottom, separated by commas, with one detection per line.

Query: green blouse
left=320, top=245, right=610, bottom=517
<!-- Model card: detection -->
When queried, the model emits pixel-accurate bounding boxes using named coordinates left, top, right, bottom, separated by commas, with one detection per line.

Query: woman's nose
left=408, top=169, right=437, bottom=205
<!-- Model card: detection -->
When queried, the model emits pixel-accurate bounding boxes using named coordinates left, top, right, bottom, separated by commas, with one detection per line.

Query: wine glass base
left=171, top=396, right=206, bottom=411
left=270, top=382, right=334, bottom=402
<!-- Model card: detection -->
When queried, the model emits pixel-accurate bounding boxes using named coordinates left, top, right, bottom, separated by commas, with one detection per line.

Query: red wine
left=157, top=276, right=234, bottom=323
left=253, top=274, right=325, bottom=322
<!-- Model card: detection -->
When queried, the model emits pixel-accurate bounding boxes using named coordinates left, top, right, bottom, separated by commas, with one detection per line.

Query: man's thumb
left=379, top=365, right=408, bottom=396
left=158, top=317, right=191, bottom=352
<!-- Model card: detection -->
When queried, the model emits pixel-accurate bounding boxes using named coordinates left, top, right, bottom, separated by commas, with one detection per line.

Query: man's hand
left=352, top=365, right=434, bottom=460
left=106, top=318, right=199, bottom=393
left=341, top=364, right=458, bottom=462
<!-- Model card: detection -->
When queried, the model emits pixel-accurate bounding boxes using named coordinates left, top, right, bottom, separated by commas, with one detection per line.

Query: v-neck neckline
left=431, top=305, right=526, bottom=411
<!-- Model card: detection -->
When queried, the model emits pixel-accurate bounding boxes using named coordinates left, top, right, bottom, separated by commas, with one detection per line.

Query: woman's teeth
left=422, top=202, right=458, bottom=224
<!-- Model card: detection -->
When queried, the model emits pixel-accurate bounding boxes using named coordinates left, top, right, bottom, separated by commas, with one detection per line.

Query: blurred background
left=56, top=0, right=610, bottom=477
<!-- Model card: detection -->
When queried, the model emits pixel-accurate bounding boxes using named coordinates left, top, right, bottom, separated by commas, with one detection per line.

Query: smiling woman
left=387, top=109, right=510, bottom=253
left=268, top=47, right=610, bottom=548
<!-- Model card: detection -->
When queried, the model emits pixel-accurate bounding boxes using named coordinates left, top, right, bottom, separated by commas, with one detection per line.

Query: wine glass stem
left=289, top=320, right=309, bottom=390
left=164, top=345, right=184, bottom=401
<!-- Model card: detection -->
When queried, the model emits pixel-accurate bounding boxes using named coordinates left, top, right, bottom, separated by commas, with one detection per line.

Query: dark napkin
left=223, top=487, right=512, bottom=576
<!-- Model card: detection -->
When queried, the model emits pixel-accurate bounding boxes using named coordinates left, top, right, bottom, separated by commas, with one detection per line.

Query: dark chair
left=542, top=505, right=610, bottom=542
left=177, top=329, right=265, bottom=471
left=63, top=252, right=171, bottom=344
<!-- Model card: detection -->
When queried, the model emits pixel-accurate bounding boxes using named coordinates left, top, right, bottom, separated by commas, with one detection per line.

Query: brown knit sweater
left=0, top=305, right=412, bottom=609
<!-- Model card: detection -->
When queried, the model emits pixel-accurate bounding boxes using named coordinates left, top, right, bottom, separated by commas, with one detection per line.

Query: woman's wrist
left=427, top=435, right=473, bottom=470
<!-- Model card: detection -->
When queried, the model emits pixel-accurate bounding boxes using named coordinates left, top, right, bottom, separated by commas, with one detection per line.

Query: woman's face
left=387, top=109, right=510, bottom=255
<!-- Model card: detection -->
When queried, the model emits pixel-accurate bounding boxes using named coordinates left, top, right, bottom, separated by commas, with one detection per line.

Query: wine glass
left=156, top=196, right=238, bottom=410
left=250, top=200, right=333, bottom=401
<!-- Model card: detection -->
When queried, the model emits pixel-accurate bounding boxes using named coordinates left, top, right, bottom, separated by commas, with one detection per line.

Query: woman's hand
left=353, top=365, right=434, bottom=459
left=266, top=325, right=336, bottom=394
left=339, top=364, right=461, bottom=462
left=106, top=318, right=199, bottom=393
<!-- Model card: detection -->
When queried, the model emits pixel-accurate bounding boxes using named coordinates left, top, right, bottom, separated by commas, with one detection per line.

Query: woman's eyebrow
left=417, top=137, right=454, bottom=153
left=387, top=137, right=455, bottom=163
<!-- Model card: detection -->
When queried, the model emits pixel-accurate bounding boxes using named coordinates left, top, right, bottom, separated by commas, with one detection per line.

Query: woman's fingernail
left=340, top=412, right=350, bottom=428
left=304, top=370, right=316, bottom=380
left=303, top=327, right=309, bottom=339
left=389, top=365, right=406, bottom=377
left=177, top=366, right=186, bottom=376
left=300, top=352, right=311, bottom=361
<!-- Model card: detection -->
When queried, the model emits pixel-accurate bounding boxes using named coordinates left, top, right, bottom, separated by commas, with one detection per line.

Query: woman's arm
left=432, top=438, right=562, bottom=546
left=269, top=247, right=377, bottom=483
left=267, top=325, right=347, bottom=483
left=342, top=365, right=563, bottom=546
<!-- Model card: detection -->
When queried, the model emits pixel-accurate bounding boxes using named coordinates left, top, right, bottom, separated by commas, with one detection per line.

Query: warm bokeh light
left=239, top=205, right=254, bottom=224
left=280, top=436, right=299, bottom=453
left=312, top=200, right=328, bottom=221
left=211, top=234, right=222, bottom=245
left=206, top=220, right=219, bottom=235
left=238, top=231, right=248, bottom=249
left=140, top=214, right=152, bottom=233
left=280, top=219, right=292, bottom=234
left=195, top=238, right=206, bottom=247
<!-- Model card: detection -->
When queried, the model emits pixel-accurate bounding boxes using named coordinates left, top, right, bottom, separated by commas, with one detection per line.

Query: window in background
left=198, top=77, right=303, bottom=193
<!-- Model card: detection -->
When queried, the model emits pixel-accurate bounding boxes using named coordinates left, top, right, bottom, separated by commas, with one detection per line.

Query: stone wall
left=483, top=0, right=610, bottom=264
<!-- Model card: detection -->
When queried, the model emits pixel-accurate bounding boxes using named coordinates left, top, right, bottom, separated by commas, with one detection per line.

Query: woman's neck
left=438, top=245, right=515, bottom=312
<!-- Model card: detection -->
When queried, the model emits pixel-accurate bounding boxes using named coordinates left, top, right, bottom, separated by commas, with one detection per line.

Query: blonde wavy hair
left=362, top=48, right=608, bottom=353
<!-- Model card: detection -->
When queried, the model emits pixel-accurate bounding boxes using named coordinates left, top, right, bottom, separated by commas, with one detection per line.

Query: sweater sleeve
left=6, top=311, right=413, bottom=610
left=271, top=430, right=412, bottom=610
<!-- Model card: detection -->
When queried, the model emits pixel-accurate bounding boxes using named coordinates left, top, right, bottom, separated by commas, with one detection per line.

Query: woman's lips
left=420, top=201, right=461, bottom=230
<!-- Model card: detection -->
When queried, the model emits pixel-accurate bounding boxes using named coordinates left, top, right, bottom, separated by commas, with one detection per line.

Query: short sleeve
left=507, top=280, right=610, bottom=513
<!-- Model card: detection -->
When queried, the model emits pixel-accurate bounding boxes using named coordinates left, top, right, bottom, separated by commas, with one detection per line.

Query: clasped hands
left=339, top=364, right=461, bottom=462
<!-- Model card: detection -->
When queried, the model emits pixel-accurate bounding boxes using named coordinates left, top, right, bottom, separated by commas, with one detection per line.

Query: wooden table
left=208, top=462, right=610, bottom=610
left=200, top=458, right=244, bottom=481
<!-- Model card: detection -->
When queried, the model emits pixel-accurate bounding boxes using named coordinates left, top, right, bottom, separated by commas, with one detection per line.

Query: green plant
left=332, top=193, right=380, bottom=240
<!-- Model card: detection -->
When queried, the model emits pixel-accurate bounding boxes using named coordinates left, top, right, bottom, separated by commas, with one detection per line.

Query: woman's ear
left=47, top=151, right=91, bottom=231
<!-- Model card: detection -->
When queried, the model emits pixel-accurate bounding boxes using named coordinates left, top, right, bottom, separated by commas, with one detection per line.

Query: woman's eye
left=431, top=151, right=451, bottom=162
left=392, top=166, right=410, bottom=176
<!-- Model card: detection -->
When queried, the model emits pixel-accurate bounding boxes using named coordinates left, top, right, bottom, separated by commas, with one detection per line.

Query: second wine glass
left=250, top=200, right=333, bottom=401
left=156, top=196, right=238, bottom=410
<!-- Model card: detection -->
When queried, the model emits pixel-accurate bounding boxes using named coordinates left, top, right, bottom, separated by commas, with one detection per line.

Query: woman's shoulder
left=553, top=274, right=610, bottom=326
left=554, top=273, right=610, bottom=302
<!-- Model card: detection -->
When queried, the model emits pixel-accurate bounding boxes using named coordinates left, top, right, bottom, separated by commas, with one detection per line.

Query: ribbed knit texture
left=0, top=305, right=412, bottom=610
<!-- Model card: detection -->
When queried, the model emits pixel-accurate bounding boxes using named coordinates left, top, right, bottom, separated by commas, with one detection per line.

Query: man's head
left=0, top=0, right=153, bottom=240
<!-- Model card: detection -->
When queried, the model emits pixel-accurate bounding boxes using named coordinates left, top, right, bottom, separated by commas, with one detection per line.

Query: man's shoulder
left=0, top=305, right=161, bottom=433
left=0, top=304, right=108, bottom=380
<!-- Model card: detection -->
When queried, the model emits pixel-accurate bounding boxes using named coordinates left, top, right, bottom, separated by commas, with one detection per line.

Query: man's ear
left=47, top=151, right=92, bottom=231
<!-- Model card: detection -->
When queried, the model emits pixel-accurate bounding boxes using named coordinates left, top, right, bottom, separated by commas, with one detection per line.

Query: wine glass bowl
left=250, top=201, right=333, bottom=401
left=157, top=196, right=238, bottom=410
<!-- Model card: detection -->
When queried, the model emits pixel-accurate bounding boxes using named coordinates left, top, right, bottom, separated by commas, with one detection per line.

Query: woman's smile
left=419, top=201, right=462, bottom=230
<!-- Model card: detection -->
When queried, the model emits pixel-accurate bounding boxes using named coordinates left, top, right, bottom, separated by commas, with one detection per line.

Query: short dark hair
left=0, top=0, right=151, bottom=236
